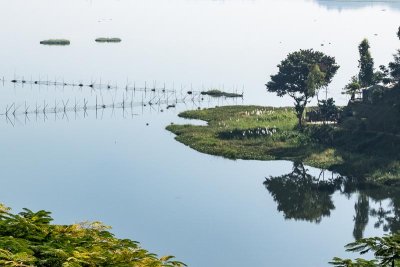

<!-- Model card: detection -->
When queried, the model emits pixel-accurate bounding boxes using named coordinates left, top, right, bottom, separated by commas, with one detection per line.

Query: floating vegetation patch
left=218, top=127, right=277, bottom=140
left=200, top=89, right=243, bottom=98
left=95, top=37, right=122, bottom=43
left=39, top=39, right=70, bottom=46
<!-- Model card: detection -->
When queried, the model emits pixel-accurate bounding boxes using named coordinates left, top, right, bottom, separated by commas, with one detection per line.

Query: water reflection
left=264, top=162, right=400, bottom=240
left=264, top=162, right=339, bottom=223
left=353, top=193, right=369, bottom=240
left=314, top=0, right=400, bottom=11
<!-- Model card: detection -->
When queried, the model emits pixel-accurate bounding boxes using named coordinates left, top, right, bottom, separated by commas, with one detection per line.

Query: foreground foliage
left=0, top=204, right=185, bottom=267
left=331, top=233, right=400, bottom=267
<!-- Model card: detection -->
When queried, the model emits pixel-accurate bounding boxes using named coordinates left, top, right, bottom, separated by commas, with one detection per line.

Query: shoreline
left=166, top=105, right=400, bottom=187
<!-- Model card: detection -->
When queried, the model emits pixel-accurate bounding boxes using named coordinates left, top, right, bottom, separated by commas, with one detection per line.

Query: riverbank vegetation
left=166, top=103, right=400, bottom=185
left=0, top=204, right=185, bottom=267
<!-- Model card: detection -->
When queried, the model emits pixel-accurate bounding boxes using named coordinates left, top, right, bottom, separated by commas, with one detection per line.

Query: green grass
left=167, top=105, right=400, bottom=185
left=200, top=89, right=243, bottom=98
left=95, top=37, right=122, bottom=43
left=167, top=105, right=330, bottom=162
left=39, top=39, right=70, bottom=45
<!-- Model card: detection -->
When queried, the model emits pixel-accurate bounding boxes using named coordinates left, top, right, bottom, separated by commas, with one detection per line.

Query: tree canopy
left=358, top=39, right=375, bottom=87
left=388, top=27, right=400, bottom=83
left=266, top=49, right=339, bottom=127
left=389, top=53, right=400, bottom=84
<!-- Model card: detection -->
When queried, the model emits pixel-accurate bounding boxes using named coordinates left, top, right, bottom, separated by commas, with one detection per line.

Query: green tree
left=318, top=98, right=339, bottom=122
left=387, top=27, right=400, bottom=84
left=374, top=65, right=392, bottom=85
left=343, top=76, right=362, bottom=100
left=389, top=52, right=400, bottom=83
left=358, top=39, right=375, bottom=87
left=397, top=26, right=400, bottom=40
left=266, top=49, right=339, bottom=127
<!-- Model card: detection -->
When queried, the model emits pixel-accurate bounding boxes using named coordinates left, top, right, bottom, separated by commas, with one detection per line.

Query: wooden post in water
left=95, top=96, right=98, bottom=118
left=131, top=90, right=134, bottom=109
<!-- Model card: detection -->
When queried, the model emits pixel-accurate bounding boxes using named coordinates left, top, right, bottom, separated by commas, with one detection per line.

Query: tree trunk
left=294, top=98, right=306, bottom=128
left=296, top=106, right=305, bottom=128
left=297, top=113, right=303, bottom=128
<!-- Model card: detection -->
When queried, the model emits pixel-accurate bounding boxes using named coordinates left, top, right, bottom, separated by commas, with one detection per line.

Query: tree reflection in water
left=264, top=162, right=400, bottom=240
left=264, top=162, right=340, bottom=223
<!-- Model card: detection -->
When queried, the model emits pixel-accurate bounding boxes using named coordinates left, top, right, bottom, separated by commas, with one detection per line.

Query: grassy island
left=39, top=39, right=70, bottom=46
left=95, top=37, right=122, bottom=43
left=200, top=90, right=243, bottom=98
left=168, top=30, right=400, bottom=188
left=167, top=104, right=400, bottom=186
left=0, top=204, right=185, bottom=267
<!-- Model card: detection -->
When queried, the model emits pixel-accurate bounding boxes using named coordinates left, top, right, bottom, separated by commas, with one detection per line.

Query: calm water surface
left=0, top=0, right=400, bottom=266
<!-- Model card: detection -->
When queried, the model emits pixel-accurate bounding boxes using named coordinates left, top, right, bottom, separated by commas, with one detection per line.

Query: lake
left=0, top=0, right=399, bottom=266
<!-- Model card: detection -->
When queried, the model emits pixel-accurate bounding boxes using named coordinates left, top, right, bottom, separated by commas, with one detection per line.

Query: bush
left=318, top=98, right=339, bottom=122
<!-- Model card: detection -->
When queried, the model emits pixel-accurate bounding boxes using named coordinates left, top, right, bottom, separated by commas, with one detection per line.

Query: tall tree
left=389, top=52, right=400, bottom=84
left=358, top=39, right=375, bottom=87
left=266, top=49, right=339, bottom=127
left=387, top=27, right=400, bottom=83
left=397, top=26, right=400, bottom=40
